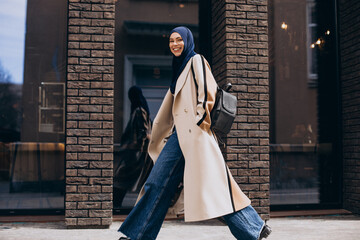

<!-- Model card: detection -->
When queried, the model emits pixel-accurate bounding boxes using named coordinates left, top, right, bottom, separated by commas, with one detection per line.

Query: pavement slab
left=0, top=215, right=359, bottom=240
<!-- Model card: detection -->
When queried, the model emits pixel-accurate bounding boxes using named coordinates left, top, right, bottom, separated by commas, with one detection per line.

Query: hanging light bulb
left=311, top=43, right=315, bottom=48
left=281, top=22, right=288, bottom=30
left=316, top=38, right=321, bottom=45
left=325, top=30, right=330, bottom=35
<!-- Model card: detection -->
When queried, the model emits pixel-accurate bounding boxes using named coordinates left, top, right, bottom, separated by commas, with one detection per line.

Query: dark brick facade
left=211, top=0, right=270, bottom=220
left=65, top=0, right=115, bottom=228
left=339, top=0, right=360, bottom=214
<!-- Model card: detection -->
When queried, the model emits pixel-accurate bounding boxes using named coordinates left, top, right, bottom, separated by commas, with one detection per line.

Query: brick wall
left=211, top=0, right=270, bottom=220
left=66, top=0, right=115, bottom=228
left=339, top=0, right=360, bottom=214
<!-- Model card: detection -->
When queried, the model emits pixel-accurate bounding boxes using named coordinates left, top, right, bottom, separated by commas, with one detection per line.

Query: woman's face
left=169, top=32, right=184, bottom=57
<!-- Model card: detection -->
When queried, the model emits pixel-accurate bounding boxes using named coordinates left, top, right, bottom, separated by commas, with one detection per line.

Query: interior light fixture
left=281, top=22, right=288, bottom=30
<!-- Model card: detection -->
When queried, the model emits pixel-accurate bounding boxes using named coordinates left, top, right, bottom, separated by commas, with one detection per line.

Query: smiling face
left=169, top=32, right=184, bottom=57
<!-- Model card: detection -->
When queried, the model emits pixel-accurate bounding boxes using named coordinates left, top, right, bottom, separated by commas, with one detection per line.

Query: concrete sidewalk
left=0, top=214, right=359, bottom=240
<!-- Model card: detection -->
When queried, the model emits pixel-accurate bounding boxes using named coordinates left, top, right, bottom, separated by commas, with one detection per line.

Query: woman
left=118, top=27, right=271, bottom=240
left=114, top=86, right=153, bottom=207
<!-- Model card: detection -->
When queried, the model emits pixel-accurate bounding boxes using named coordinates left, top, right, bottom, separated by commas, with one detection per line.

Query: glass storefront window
left=0, top=0, right=67, bottom=212
left=269, top=0, right=341, bottom=208
left=269, top=0, right=320, bottom=205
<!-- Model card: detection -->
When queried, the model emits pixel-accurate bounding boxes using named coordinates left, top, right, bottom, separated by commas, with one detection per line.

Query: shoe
left=258, top=224, right=272, bottom=239
left=118, top=237, right=131, bottom=240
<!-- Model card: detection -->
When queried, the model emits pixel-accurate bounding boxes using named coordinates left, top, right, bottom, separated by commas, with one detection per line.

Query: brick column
left=211, top=0, right=270, bottom=220
left=339, top=0, right=360, bottom=214
left=65, top=0, right=115, bottom=228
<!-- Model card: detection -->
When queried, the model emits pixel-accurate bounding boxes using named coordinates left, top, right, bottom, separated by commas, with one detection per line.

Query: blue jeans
left=118, top=130, right=264, bottom=240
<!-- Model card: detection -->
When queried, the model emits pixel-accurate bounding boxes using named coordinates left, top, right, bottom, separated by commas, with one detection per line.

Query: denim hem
left=256, top=222, right=266, bottom=240
left=120, top=155, right=183, bottom=240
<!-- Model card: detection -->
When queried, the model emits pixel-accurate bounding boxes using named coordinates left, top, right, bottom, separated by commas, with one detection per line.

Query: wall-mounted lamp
left=281, top=22, right=288, bottom=30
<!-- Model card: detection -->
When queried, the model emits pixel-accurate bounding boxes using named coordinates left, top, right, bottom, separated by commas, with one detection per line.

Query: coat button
left=184, top=108, right=188, bottom=113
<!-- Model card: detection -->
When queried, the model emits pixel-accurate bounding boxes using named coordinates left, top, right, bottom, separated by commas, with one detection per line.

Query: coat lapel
left=174, top=58, right=192, bottom=98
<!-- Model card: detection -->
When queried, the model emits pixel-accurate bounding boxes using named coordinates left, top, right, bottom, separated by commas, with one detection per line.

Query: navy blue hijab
left=170, top=26, right=197, bottom=94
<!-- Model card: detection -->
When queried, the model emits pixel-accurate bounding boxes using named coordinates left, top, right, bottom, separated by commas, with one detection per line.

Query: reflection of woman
left=118, top=27, right=271, bottom=240
left=114, top=86, right=152, bottom=207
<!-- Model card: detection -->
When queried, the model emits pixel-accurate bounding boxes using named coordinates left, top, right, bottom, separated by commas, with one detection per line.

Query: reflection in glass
left=39, top=82, right=65, bottom=134
left=0, top=0, right=66, bottom=211
left=134, top=65, right=172, bottom=122
left=114, top=86, right=153, bottom=208
left=114, top=0, right=199, bottom=210
left=269, top=0, right=320, bottom=206
left=307, top=0, right=318, bottom=86
left=270, top=0, right=341, bottom=207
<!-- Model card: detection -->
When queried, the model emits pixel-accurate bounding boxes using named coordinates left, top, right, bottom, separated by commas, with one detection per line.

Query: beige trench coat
left=147, top=54, right=251, bottom=222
